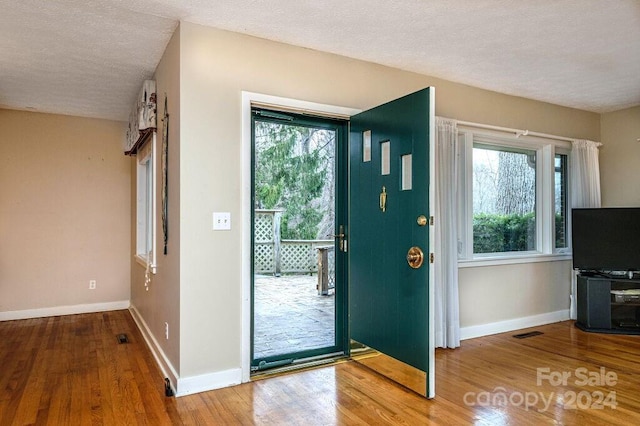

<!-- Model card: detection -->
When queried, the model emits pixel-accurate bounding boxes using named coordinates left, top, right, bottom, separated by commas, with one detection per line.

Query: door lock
left=406, top=246, right=424, bottom=269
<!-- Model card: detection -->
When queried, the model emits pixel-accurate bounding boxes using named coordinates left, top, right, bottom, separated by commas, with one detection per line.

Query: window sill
left=135, top=254, right=157, bottom=274
left=458, top=253, right=572, bottom=268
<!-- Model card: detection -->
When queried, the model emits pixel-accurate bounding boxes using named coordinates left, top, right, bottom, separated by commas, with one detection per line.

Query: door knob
left=406, top=246, right=424, bottom=269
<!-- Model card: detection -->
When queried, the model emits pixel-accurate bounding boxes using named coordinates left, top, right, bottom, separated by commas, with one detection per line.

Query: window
left=136, top=133, right=157, bottom=272
left=458, top=129, right=570, bottom=263
left=472, top=144, right=537, bottom=254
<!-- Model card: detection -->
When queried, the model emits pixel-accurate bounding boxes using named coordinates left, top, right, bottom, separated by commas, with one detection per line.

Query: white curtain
left=570, top=139, right=602, bottom=209
left=569, top=139, right=602, bottom=319
left=434, top=117, right=460, bottom=348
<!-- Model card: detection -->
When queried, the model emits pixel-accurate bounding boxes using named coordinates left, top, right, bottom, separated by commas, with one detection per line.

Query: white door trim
left=427, top=87, right=436, bottom=398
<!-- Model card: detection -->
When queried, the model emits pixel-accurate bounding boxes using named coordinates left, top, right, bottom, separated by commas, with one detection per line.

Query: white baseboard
left=128, top=305, right=179, bottom=393
left=460, top=309, right=570, bottom=340
left=0, top=300, right=130, bottom=321
left=175, top=369, right=242, bottom=397
left=129, top=305, right=242, bottom=397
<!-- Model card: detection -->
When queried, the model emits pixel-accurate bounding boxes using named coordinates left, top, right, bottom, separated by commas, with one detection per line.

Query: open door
left=348, top=88, right=434, bottom=397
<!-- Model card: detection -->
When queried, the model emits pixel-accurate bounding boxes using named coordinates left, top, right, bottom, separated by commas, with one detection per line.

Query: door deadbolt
left=406, top=246, right=424, bottom=269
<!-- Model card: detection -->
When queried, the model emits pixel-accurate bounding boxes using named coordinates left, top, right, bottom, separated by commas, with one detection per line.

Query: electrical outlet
left=165, top=322, right=169, bottom=340
left=89, top=280, right=96, bottom=290
left=212, top=212, right=231, bottom=230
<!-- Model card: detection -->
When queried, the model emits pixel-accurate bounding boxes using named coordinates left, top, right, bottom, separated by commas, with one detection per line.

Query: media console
left=577, top=275, right=640, bottom=335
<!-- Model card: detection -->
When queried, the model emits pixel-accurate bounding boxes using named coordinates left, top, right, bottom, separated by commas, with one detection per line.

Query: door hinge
left=430, top=253, right=435, bottom=264
left=429, top=216, right=434, bottom=226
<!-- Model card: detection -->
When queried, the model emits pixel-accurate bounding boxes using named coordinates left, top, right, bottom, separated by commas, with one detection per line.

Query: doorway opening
left=251, top=108, right=348, bottom=373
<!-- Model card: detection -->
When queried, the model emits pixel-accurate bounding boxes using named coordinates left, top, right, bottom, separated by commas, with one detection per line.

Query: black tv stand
left=576, top=275, right=640, bottom=335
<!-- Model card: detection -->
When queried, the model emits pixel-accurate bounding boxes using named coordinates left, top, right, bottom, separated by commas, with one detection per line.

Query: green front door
left=348, top=88, right=434, bottom=397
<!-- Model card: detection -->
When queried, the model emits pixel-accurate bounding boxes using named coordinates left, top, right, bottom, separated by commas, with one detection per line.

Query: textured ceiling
left=1, top=0, right=639, bottom=121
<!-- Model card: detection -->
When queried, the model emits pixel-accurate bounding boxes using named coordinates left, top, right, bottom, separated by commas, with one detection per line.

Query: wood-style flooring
left=1, top=310, right=639, bottom=425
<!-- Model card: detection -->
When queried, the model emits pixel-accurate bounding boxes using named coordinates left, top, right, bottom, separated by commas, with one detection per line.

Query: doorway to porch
left=251, top=108, right=348, bottom=372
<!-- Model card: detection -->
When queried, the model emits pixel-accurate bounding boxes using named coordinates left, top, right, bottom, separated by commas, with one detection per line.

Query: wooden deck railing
left=254, top=209, right=332, bottom=275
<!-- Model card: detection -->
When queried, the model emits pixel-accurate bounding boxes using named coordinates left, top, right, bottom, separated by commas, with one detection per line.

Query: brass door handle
left=332, top=225, right=346, bottom=251
left=331, top=224, right=345, bottom=239
left=406, top=246, right=424, bottom=269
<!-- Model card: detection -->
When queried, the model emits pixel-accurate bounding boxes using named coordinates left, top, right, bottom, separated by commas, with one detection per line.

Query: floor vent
left=116, top=333, right=129, bottom=344
left=513, top=331, right=543, bottom=339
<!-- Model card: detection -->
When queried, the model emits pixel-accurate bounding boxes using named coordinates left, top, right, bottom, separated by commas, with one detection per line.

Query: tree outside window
left=472, top=145, right=536, bottom=254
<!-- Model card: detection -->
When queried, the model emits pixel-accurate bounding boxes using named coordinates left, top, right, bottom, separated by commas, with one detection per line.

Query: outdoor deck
left=254, top=274, right=334, bottom=359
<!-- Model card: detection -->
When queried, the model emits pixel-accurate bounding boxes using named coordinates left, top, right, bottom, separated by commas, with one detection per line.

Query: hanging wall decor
left=124, top=80, right=157, bottom=155
left=161, top=95, right=169, bottom=254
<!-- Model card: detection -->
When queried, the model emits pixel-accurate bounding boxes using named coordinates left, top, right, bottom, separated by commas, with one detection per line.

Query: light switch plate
left=213, top=212, right=231, bottom=230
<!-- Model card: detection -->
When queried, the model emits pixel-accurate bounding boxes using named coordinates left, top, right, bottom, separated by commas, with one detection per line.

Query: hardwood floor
left=1, top=310, right=640, bottom=425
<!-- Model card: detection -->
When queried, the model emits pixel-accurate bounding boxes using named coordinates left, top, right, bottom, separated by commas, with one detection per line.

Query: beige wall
left=600, top=106, right=640, bottom=206
left=164, top=22, right=601, bottom=379
left=459, top=261, right=571, bottom=327
left=0, top=109, right=130, bottom=313
left=130, top=28, right=182, bottom=374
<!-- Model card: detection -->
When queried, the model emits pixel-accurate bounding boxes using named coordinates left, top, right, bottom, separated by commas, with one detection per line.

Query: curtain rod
left=443, top=117, right=585, bottom=144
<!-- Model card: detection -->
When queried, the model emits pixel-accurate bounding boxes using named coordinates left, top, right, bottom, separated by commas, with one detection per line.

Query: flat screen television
left=572, top=207, right=640, bottom=273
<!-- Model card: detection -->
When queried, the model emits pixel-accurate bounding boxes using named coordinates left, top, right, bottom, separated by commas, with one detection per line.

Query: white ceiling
left=1, top=0, right=639, bottom=122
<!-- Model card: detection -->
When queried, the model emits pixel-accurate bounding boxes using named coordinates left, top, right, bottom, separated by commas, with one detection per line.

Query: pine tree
left=254, top=121, right=334, bottom=240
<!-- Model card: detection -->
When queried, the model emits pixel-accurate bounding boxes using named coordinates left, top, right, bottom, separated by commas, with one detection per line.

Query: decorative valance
left=124, top=80, right=157, bottom=155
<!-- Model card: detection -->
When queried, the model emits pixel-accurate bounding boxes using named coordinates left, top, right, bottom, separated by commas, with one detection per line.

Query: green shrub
left=473, top=212, right=536, bottom=253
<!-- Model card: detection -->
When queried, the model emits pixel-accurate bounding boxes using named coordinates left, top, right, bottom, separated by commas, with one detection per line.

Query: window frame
left=135, top=132, right=157, bottom=273
left=457, top=127, right=572, bottom=267
left=553, top=150, right=570, bottom=254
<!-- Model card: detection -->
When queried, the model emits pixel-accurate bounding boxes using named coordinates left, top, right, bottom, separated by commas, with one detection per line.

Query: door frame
left=250, top=107, right=349, bottom=368
left=427, top=89, right=435, bottom=397
left=240, top=92, right=360, bottom=382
